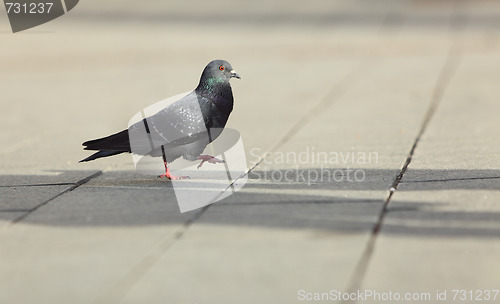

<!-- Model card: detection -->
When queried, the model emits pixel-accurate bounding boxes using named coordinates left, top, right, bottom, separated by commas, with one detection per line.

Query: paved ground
left=1, top=0, right=500, bottom=303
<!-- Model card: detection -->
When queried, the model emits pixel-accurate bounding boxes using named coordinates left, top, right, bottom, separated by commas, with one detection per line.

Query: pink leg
left=158, top=161, right=189, bottom=180
left=197, top=155, right=225, bottom=169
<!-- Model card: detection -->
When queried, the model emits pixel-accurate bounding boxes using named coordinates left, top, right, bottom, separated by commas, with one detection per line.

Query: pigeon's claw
left=159, top=163, right=189, bottom=180
left=197, top=155, right=225, bottom=169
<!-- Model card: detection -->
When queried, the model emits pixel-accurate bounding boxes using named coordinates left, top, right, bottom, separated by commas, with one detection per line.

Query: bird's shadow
left=1, top=168, right=500, bottom=238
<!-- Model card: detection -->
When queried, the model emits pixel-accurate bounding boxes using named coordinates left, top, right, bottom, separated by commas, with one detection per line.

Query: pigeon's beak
left=230, top=70, right=241, bottom=79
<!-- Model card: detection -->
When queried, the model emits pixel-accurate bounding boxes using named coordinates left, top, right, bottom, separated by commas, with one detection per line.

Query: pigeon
left=80, top=59, right=241, bottom=180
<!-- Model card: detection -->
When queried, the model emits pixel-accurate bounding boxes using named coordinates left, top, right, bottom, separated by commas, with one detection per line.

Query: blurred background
left=1, top=0, right=498, bottom=174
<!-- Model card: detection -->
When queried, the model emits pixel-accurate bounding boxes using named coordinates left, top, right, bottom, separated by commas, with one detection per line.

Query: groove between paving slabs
left=342, top=24, right=465, bottom=304
left=8, top=171, right=102, bottom=225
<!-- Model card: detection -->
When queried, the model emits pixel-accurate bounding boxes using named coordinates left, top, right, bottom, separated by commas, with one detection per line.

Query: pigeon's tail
left=80, top=129, right=131, bottom=162
left=79, top=150, right=126, bottom=162
left=82, top=130, right=131, bottom=152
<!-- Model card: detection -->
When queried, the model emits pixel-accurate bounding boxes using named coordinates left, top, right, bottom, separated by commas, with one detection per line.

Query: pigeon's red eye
left=219, top=65, right=225, bottom=71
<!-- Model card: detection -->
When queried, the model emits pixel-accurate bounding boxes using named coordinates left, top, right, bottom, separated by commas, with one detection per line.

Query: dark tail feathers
left=83, top=129, right=131, bottom=152
left=80, top=129, right=131, bottom=162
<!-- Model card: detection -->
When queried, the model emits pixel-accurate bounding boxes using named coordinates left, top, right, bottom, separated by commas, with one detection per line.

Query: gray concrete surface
left=1, top=0, right=500, bottom=303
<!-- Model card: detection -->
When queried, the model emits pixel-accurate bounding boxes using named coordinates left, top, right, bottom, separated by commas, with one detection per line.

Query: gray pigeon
left=80, top=60, right=240, bottom=179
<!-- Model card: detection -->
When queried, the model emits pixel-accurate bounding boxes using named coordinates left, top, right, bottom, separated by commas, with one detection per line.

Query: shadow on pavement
left=0, top=169, right=499, bottom=238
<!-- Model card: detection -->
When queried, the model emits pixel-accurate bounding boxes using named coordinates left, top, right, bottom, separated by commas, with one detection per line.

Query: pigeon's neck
left=196, top=78, right=234, bottom=114
left=197, top=77, right=225, bottom=91
left=196, top=77, right=233, bottom=98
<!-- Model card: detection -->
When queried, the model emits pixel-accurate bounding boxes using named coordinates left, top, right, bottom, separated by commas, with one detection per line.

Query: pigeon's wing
left=128, top=91, right=214, bottom=156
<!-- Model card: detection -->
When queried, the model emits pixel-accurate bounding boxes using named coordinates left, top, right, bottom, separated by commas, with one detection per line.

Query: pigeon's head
left=200, top=60, right=241, bottom=85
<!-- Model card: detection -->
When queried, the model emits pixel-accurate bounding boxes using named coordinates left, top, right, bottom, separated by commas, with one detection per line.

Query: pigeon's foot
left=197, top=155, right=225, bottom=169
left=158, top=164, right=189, bottom=180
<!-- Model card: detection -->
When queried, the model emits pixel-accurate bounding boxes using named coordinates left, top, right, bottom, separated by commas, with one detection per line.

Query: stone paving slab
left=0, top=171, right=101, bottom=226
left=0, top=185, right=73, bottom=212
left=19, top=187, right=186, bottom=227
left=361, top=237, right=500, bottom=303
